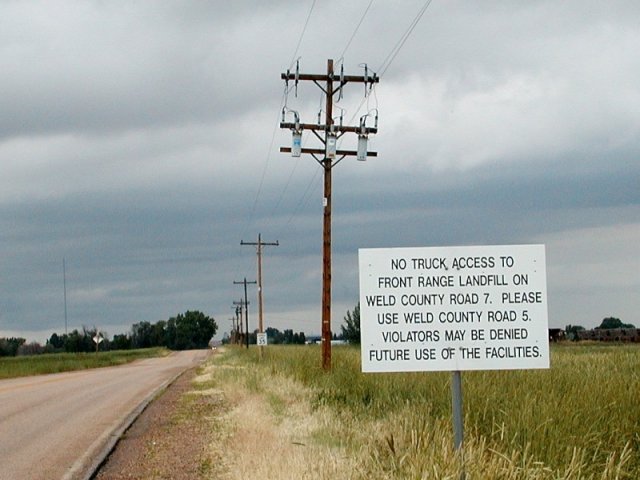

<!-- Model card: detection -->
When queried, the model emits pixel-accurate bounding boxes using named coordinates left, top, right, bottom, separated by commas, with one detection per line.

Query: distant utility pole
left=235, top=305, right=242, bottom=344
left=230, top=305, right=242, bottom=345
left=234, top=305, right=242, bottom=344
left=280, top=58, right=379, bottom=370
left=234, top=278, right=256, bottom=349
left=232, top=300, right=248, bottom=348
left=241, top=234, right=279, bottom=339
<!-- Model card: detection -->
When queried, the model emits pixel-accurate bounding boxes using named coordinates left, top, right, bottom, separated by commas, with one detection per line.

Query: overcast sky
left=1, top=1, right=638, bottom=343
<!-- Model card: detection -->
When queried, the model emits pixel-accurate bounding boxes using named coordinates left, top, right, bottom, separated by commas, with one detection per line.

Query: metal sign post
left=92, top=333, right=103, bottom=353
left=451, top=370, right=463, bottom=450
left=451, top=370, right=465, bottom=479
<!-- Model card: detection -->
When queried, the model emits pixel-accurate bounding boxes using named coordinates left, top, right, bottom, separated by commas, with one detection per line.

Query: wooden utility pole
left=233, top=278, right=256, bottom=349
left=241, top=234, right=279, bottom=338
left=231, top=304, right=243, bottom=345
left=236, top=305, right=243, bottom=344
left=232, top=301, right=245, bottom=346
left=280, top=59, right=379, bottom=370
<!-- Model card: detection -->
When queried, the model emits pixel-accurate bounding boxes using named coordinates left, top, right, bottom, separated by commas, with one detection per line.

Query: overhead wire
left=289, top=0, right=316, bottom=70
left=338, top=0, right=374, bottom=61
left=269, top=129, right=304, bottom=217
left=343, top=0, right=433, bottom=130
left=285, top=0, right=435, bottom=228
left=264, top=0, right=324, bottom=233
left=240, top=89, right=286, bottom=241
left=280, top=0, right=377, bottom=229
left=284, top=162, right=323, bottom=226
left=240, top=0, right=317, bottom=239
left=378, top=0, right=433, bottom=76
left=247, top=0, right=434, bottom=238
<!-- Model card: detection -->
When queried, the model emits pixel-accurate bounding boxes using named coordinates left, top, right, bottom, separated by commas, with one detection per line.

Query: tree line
left=0, top=310, right=217, bottom=356
left=565, top=317, right=636, bottom=341
left=6, top=304, right=627, bottom=357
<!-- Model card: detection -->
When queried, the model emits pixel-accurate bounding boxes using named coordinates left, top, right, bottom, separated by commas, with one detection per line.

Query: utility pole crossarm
left=281, top=72, right=379, bottom=84
left=234, top=279, right=256, bottom=349
left=279, top=122, right=378, bottom=135
left=240, top=240, right=280, bottom=247
left=280, top=147, right=377, bottom=157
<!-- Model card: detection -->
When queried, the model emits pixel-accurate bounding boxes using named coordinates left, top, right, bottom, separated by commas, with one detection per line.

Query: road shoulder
left=94, top=363, right=228, bottom=479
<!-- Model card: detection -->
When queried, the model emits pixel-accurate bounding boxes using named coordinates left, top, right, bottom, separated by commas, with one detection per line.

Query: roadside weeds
left=201, top=349, right=359, bottom=480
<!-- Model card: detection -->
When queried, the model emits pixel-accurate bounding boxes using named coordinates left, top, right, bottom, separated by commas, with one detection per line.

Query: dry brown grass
left=208, top=354, right=359, bottom=480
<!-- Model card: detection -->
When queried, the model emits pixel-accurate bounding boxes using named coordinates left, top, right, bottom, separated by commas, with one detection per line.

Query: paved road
left=0, top=350, right=209, bottom=480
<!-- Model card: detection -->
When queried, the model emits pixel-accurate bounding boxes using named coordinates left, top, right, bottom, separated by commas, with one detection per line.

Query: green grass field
left=0, top=347, right=169, bottom=379
left=220, top=343, right=639, bottom=479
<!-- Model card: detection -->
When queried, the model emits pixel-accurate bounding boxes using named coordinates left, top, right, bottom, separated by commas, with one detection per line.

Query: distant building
left=577, top=328, right=640, bottom=342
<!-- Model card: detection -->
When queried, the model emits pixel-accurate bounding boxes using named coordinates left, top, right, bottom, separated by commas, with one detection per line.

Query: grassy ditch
left=213, top=343, right=639, bottom=479
left=0, top=347, right=169, bottom=379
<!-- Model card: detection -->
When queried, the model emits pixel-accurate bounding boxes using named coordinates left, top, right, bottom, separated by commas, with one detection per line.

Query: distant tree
left=64, top=329, right=86, bottom=352
left=151, top=320, right=167, bottom=347
left=341, top=303, right=361, bottom=344
left=171, top=310, right=217, bottom=350
left=597, top=317, right=635, bottom=329
left=0, top=337, right=27, bottom=356
left=283, top=329, right=295, bottom=344
left=131, top=321, right=154, bottom=349
left=165, top=318, right=177, bottom=349
left=47, top=333, right=65, bottom=351
left=111, top=333, right=132, bottom=350
left=265, top=327, right=282, bottom=344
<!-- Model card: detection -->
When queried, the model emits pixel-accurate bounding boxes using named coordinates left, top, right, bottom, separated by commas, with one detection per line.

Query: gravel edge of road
left=63, top=367, right=189, bottom=480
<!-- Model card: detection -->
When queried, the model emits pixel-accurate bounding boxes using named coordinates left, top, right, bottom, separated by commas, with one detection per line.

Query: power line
left=268, top=131, right=305, bottom=220
left=246, top=1, right=433, bottom=242
left=378, top=0, right=433, bottom=76
left=289, top=0, right=317, bottom=70
left=279, top=0, right=375, bottom=231
left=285, top=163, right=322, bottom=227
left=338, top=0, right=374, bottom=60
left=241, top=89, right=287, bottom=240
left=241, top=1, right=317, bottom=240
left=340, top=0, right=433, bottom=133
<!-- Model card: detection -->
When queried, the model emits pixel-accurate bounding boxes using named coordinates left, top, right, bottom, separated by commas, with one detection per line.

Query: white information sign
left=257, top=333, right=268, bottom=346
left=359, top=244, right=549, bottom=373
